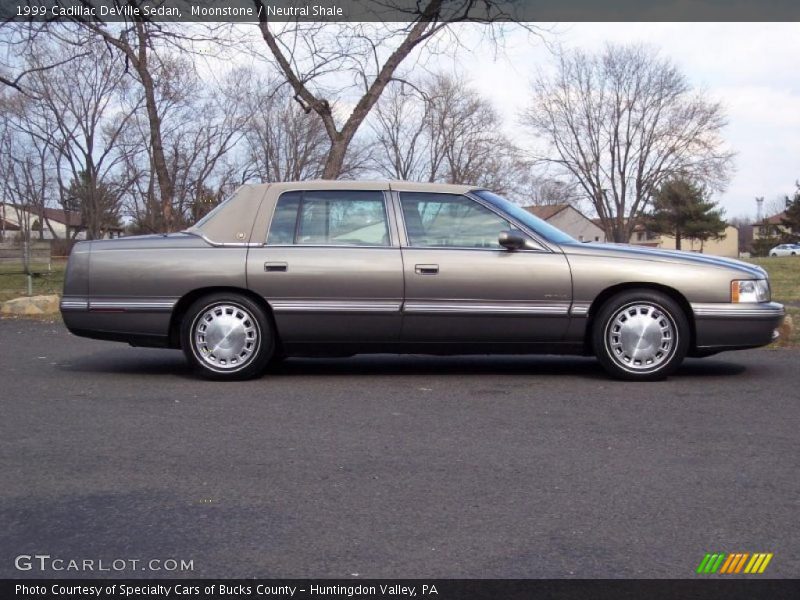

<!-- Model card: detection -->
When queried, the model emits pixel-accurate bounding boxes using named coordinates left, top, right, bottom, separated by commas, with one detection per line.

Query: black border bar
left=2, top=0, right=800, bottom=23
left=4, top=579, right=800, bottom=600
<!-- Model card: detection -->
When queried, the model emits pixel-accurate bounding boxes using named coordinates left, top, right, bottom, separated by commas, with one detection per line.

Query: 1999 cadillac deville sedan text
left=60, top=181, right=785, bottom=381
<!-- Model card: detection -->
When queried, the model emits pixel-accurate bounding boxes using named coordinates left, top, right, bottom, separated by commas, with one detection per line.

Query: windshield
left=473, top=190, right=576, bottom=244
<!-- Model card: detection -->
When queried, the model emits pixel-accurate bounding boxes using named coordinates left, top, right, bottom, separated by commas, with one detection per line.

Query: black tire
left=592, top=289, right=690, bottom=381
left=180, top=292, right=274, bottom=380
left=771, top=253, right=777, bottom=257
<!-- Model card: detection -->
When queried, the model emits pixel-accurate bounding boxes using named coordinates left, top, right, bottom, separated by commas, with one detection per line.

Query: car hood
left=560, top=242, right=766, bottom=278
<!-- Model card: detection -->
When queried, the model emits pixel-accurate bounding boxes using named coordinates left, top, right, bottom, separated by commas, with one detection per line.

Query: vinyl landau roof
left=188, top=180, right=480, bottom=245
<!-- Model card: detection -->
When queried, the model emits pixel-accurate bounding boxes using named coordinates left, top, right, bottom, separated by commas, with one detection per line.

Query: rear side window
left=267, top=190, right=390, bottom=246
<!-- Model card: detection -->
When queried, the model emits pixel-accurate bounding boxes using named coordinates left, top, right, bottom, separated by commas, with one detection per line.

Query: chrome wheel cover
left=192, top=303, right=260, bottom=372
left=605, top=302, right=676, bottom=373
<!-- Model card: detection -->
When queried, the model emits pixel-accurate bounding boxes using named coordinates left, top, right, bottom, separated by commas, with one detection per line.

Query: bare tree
left=0, top=135, right=50, bottom=245
left=115, top=121, right=158, bottom=234
left=0, top=90, right=58, bottom=242
left=25, top=39, right=137, bottom=239
left=70, top=19, right=261, bottom=231
left=118, top=56, right=251, bottom=231
left=764, top=196, right=789, bottom=219
left=251, top=0, right=522, bottom=179
left=514, top=174, right=582, bottom=207
left=73, top=20, right=187, bottom=231
left=239, top=77, right=331, bottom=183
left=523, top=44, right=735, bottom=242
left=371, top=73, right=525, bottom=194
left=426, top=73, right=522, bottom=191
left=370, top=83, right=432, bottom=181
left=165, top=64, right=253, bottom=226
left=0, top=23, right=89, bottom=95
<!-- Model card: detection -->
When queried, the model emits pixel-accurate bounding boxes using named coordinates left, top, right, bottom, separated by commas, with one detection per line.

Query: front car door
left=246, top=185, right=403, bottom=345
left=394, top=190, right=572, bottom=343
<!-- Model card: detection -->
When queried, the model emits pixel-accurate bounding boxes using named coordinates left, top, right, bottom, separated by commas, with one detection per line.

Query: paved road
left=1, top=318, right=798, bottom=579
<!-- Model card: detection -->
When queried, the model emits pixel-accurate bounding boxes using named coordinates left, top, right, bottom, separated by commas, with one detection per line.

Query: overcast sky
left=453, top=22, right=800, bottom=220
left=219, top=22, right=797, bottom=219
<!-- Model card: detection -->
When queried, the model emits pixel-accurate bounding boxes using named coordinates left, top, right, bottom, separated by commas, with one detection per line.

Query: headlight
left=731, top=279, right=770, bottom=303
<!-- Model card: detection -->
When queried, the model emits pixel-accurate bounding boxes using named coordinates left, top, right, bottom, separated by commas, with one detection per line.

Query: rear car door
left=395, top=191, right=572, bottom=343
left=246, top=188, right=403, bottom=344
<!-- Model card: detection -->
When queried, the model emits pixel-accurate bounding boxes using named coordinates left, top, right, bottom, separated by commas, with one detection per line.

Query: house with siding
left=522, top=204, right=606, bottom=243
left=0, top=203, right=123, bottom=240
left=628, top=221, right=740, bottom=258
left=753, top=211, right=789, bottom=240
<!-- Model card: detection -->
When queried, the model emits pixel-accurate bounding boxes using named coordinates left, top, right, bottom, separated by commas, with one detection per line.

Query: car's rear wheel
left=592, top=290, right=689, bottom=381
left=180, top=293, right=273, bottom=380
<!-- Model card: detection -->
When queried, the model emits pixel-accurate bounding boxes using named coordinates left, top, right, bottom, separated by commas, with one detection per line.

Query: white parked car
left=769, top=243, right=800, bottom=257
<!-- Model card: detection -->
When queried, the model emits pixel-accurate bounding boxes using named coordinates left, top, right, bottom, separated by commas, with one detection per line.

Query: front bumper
left=691, top=301, right=785, bottom=350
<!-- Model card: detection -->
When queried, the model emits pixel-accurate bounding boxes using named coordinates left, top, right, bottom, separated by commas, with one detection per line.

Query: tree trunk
left=135, top=23, right=174, bottom=232
left=675, top=227, right=682, bottom=251
left=74, top=21, right=174, bottom=232
left=610, top=216, right=628, bottom=243
left=256, top=4, right=440, bottom=182
left=322, top=138, right=350, bottom=179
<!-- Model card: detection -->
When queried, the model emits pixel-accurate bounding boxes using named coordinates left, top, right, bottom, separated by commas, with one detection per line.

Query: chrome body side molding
left=691, top=302, right=785, bottom=319
left=60, top=297, right=176, bottom=313
left=569, top=302, right=591, bottom=317
left=402, top=302, right=570, bottom=315
left=270, top=300, right=402, bottom=313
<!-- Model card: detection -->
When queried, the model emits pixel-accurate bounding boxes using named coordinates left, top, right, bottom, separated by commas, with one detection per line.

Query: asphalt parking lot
left=1, top=318, right=798, bottom=579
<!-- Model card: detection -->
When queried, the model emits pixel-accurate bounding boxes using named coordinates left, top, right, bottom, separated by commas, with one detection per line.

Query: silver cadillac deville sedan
left=60, top=181, right=785, bottom=381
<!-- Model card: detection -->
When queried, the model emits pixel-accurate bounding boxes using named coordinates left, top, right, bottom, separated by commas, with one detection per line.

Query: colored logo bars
left=696, top=553, right=773, bottom=574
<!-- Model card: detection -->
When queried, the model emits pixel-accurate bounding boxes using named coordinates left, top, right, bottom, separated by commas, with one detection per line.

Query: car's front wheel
left=592, top=290, right=689, bottom=381
left=771, top=253, right=778, bottom=257
left=180, top=293, right=274, bottom=380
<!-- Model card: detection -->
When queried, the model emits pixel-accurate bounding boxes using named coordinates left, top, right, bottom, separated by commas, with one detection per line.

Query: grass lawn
left=0, top=261, right=66, bottom=304
left=748, top=257, right=800, bottom=346
left=747, top=257, right=800, bottom=304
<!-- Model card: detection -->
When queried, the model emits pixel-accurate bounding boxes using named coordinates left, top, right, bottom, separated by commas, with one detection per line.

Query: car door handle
left=415, top=264, right=439, bottom=275
left=264, top=262, right=288, bottom=272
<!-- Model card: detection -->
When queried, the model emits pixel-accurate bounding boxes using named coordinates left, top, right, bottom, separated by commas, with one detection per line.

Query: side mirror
left=499, top=230, right=527, bottom=251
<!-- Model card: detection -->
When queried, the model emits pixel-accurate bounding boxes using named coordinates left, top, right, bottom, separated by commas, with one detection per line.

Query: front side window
left=399, top=192, right=512, bottom=249
left=267, top=190, right=390, bottom=246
